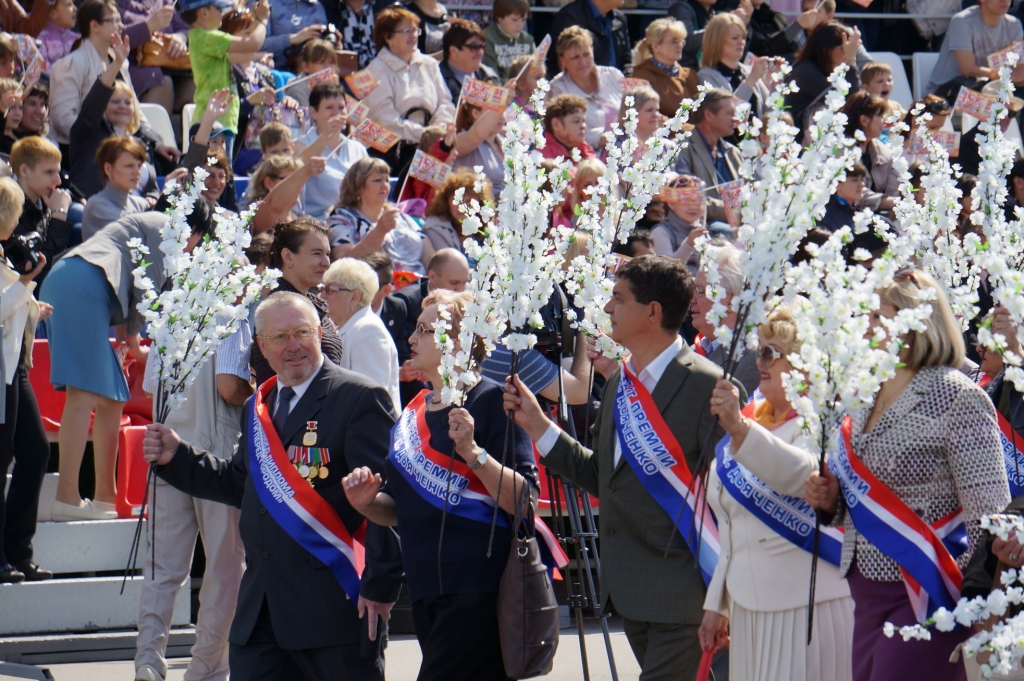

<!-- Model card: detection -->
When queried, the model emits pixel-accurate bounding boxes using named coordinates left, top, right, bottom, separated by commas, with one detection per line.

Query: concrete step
left=4, top=473, right=58, bottom=523
left=0, top=577, right=190, bottom=636
left=32, top=519, right=147, bottom=575
left=0, top=628, right=196, bottom=665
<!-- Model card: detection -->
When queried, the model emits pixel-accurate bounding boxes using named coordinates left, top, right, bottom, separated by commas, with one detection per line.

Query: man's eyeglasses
left=755, top=345, right=784, bottom=368
left=260, top=327, right=316, bottom=346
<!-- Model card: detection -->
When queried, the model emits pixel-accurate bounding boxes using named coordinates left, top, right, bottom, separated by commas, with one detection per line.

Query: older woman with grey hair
left=322, top=258, right=400, bottom=409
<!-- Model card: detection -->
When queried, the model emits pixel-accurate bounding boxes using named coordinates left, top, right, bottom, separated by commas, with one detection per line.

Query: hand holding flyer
left=344, top=95, right=370, bottom=125
left=408, top=149, right=452, bottom=189
left=988, top=41, right=1024, bottom=70
left=351, top=119, right=400, bottom=152
left=953, top=86, right=1000, bottom=122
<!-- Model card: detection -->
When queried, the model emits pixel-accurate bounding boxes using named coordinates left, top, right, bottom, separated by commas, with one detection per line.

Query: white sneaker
left=134, top=664, right=164, bottom=681
left=50, top=499, right=117, bottom=521
left=92, top=500, right=117, bottom=513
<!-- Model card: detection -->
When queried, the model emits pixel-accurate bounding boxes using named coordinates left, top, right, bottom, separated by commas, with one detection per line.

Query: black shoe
left=0, top=564, right=25, bottom=583
left=13, top=562, right=52, bottom=581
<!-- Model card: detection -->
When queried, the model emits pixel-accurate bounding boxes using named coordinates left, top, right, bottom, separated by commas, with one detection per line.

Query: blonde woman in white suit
left=699, top=306, right=854, bottom=681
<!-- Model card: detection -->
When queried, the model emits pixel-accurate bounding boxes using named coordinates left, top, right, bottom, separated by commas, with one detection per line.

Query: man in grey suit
left=143, top=292, right=403, bottom=681
left=673, top=89, right=743, bottom=225
left=504, top=255, right=743, bottom=680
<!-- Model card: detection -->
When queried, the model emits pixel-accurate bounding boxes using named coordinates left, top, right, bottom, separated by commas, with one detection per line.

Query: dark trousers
left=228, top=598, right=384, bottom=681
left=411, top=592, right=511, bottom=681
left=621, top=616, right=728, bottom=681
left=0, top=360, right=50, bottom=567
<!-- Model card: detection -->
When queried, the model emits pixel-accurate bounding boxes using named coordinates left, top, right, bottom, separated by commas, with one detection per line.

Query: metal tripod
left=542, top=360, right=618, bottom=681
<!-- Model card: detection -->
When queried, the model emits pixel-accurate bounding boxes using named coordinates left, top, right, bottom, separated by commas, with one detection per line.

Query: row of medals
left=294, top=427, right=329, bottom=483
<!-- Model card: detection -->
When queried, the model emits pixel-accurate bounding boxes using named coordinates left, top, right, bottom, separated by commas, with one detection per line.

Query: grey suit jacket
left=543, top=344, right=743, bottom=625
left=672, top=132, right=743, bottom=225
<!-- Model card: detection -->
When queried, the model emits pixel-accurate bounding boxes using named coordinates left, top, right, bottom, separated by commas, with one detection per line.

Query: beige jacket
left=362, top=47, right=455, bottom=144
left=0, top=253, right=39, bottom=385
left=705, top=417, right=851, bottom=615
left=49, top=41, right=134, bottom=145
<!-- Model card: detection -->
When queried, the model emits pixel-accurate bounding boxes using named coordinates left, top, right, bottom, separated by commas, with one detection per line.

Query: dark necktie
left=273, top=386, right=296, bottom=439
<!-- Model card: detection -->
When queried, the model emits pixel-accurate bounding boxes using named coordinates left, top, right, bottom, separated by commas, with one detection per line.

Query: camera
left=321, top=23, right=339, bottom=46
left=6, top=231, right=44, bottom=274
left=533, top=285, right=579, bottom=356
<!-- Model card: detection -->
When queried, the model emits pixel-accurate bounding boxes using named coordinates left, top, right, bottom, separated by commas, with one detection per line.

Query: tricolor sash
left=248, top=379, right=365, bottom=602
left=831, top=417, right=967, bottom=623
left=389, top=391, right=569, bottom=576
left=977, top=374, right=1024, bottom=496
left=715, top=402, right=844, bottom=566
left=613, top=363, right=720, bottom=585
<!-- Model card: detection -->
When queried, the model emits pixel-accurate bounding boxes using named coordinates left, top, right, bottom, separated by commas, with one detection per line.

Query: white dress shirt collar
left=278, top=356, right=325, bottom=411
left=626, top=335, right=684, bottom=392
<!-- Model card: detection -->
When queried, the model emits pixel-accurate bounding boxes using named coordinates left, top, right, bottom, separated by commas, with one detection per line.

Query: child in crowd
left=612, top=229, right=654, bottom=257
left=540, top=94, right=594, bottom=165
left=38, top=0, right=79, bottom=69
left=284, top=39, right=338, bottom=107
left=180, top=0, right=270, bottom=165
left=399, top=123, right=455, bottom=204
left=508, top=54, right=542, bottom=116
left=0, top=78, right=22, bottom=155
left=258, top=122, right=294, bottom=157
left=483, top=0, right=534, bottom=81
left=861, top=62, right=906, bottom=137
left=902, top=94, right=953, bottom=165
left=0, top=36, right=16, bottom=79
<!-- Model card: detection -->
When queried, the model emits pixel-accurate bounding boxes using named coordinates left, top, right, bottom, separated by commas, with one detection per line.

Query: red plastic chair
left=115, top=425, right=151, bottom=519
left=30, top=339, right=64, bottom=433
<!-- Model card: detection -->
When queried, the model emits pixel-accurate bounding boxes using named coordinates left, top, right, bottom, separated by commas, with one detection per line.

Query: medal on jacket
left=303, top=421, right=317, bottom=446
left=289, top=445, right=331, bottom=484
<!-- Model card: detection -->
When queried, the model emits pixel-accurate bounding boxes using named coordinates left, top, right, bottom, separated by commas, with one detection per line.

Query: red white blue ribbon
left=613, top=363, right=720, bottom=585
left=831, top=417, right=967, bottom=623
left=715, top=402, right=844, bottom=566
left=390, top=391, right=569, bottom=576
left=248, top=379, right=365, bottom=602
left=994, top=410, right=1024, bottom=497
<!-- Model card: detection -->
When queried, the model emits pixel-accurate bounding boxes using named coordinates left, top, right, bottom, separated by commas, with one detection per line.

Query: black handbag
left=497, top=484, right=559, bottom=679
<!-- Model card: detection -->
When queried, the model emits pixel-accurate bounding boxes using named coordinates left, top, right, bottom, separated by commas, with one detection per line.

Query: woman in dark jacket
left=68, top=34, right=161, bottom=201
left=250, top=217, right=344, bottom=386
left=783, top=21, right=862, bottom=141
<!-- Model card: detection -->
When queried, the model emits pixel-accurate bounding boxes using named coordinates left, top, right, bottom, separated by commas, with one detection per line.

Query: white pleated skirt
left=728, top=596, right=856, bottom=681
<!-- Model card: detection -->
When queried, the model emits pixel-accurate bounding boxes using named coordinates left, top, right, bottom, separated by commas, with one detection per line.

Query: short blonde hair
left=701, top=13, right=747, bottom=69
left=634, top=18, right=686, bottom=65
left=323, top=257, right=379, bottom=309
left=562, top=231, right=590, bottom=271
left=877, top=269, right=965, bottom=371
left=248, top=155, right=301, bottom=202
left=556, top=25, right=593, bottom=59
left=0, top=176, right=24, bottom=231
left=758, top=305, right=799, bottom=356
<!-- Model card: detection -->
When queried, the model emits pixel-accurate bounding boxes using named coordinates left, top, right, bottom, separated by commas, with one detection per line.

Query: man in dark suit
left=381, top=248, right=470, bottom=406
left=505, top=255, right=741, bottom=680
left=143, top=291, right=403, bottom=681
left=545, top=0, right=632, bottom=76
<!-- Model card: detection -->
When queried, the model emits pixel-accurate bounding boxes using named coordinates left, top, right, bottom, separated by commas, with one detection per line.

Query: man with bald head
left=143, top=291, right=403, bottom=681
left=381, top=248, right=472, bottom=406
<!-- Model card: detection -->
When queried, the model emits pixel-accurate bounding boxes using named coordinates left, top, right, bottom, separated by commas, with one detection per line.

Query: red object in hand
left=695, top=649, right=714, bottom=681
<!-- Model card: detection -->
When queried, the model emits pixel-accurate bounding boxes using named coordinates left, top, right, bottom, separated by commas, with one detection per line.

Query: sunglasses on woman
left=755, top=344, right=784, bottom=368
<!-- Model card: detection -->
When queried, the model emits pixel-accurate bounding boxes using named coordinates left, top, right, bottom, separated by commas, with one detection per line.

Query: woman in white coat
left=699, top=305, right=854, bottom=681
left=322, top=257, right=401, bottom=410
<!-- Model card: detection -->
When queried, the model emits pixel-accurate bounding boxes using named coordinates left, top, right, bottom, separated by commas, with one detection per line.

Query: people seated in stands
left=819, top=160, right=866, bottom=233
left=361, top=251, right=394, bottom=314
left=672, top=88, right=742, bottom=224
left=901, top=94, right=951, bottom=165
left=0, top=0, right=51, bottom=39
left=335, top=0, right=377, bottom=68
left=509, top=54, right=543, bottom=114
left=81, top=136, right=151, bottom=241
left=293, top=83, right=369, bottom=221
left=402, top=0, right=450, bottom=56
left=452, top=103, right=505, bottom=197
left=15, top=84, right=49, bottom=140
left=439, top=18, right=500, bottom=103
left=698, top=13, right=772, bottom=118
left=652, top=174, right=714, bottom=275
left=241, top=154, right=301, bottom=212
left=548, top=26, right=623, bottom=151
left=259, top=122, right=295, bottom=158
left=262, top=0, right=328, bottom=68
left=327, top=157, right=434, bottom=276
left=50, top=0, right=137, bottom=150
left=284, top=38, right=338, bottom=107
left=362, top=7, right=456, bottom=173
left=841, top=91, right=899, bottom=213
left=861, top=61, right=906, bottom=123
left=69, top=34, right=160, bottom=200
left=182, top=0, right=269, bottom=167
left=540, top=93, right=595, bottom=164
left=747, top=0, right=816, bottom=60
left=482, top=0, right=534, bottom=81
left=612, top=229, right=655, bottom=257
left=422, top=167, right=492, bottom=258
left=6, top=137, right=72, bottom=284
left=38, top=0, right=79, bottom=69
left=668, top=0, right=723, bottom=69
left=784, top=21, right=862, bottom=140
left=927, top=0, right=1024, bottom=104
left=792, top=0, right=872, bottom=69
left=200, top=150, right=234, bottom=214
left=119, top=0, right=194, bottom=115
left=545, top=0, right=631, bottom=76
left=0, top=79, right=21, bottom=155
left=631, top=18, right=698, bottom=118
left=954, top=81, right=1024, bottom=177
